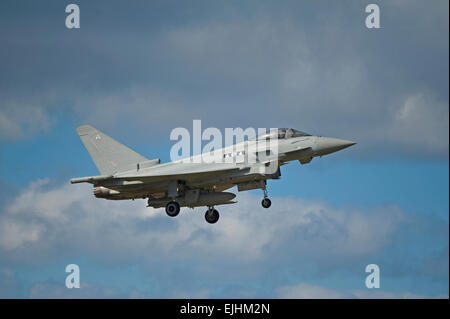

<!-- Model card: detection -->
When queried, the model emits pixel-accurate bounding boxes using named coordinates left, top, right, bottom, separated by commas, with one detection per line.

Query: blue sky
left=0, top=0, right=448, bottom=298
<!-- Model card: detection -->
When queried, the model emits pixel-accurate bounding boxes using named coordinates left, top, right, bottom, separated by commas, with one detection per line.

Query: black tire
left=205, top=209, right=220, bottom=224
left=165, top=201, right=180, bottom=217
left=261, top=198, right=271, bottom=208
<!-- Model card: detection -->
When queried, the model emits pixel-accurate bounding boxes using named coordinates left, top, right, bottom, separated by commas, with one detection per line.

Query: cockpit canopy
left=256, top=128, right=311, bottom=140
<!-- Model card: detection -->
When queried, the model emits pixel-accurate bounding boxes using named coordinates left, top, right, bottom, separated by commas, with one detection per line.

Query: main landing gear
left=165, top=201, right=180, bottom=217
left=261, top=188, right=271, bottom=208
left=165, top=200, right=220, bottom=224
left=205, top=206, right=220, bottom=224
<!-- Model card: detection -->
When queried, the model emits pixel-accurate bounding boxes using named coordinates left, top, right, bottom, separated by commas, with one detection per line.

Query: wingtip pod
left=70, top=177, right=89, bottom=184
left=70, top=175, right=114, bottom=184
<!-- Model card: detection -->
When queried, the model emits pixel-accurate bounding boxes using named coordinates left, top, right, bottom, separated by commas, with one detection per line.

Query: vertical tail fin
left=76, top=125, right=148, bottom=175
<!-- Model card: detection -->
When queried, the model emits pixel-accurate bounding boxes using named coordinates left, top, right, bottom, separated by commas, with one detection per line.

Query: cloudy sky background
left=0, top=0, right=448, bottom=298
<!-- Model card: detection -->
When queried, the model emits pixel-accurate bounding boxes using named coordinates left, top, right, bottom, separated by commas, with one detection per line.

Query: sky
left=0, top=0, right=448, bottom=298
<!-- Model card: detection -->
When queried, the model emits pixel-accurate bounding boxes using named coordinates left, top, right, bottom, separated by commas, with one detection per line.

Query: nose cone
left=314, top=137, right=356, bottom=156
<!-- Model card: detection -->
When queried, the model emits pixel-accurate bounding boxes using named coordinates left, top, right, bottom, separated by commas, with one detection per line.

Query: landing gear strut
left=205, top=206, right=220, bottom=224
left=261, top=187, right=271, bottom=208
left=165, top=201, right=180, bottom=217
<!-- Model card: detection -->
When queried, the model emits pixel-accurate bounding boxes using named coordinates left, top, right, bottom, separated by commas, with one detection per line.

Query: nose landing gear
left=261, top=188, right=271, bottom=208
left=261, top=198, right=271, bottom=208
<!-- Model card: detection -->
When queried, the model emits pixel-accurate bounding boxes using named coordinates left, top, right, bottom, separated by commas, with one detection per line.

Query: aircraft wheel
left=205, top=209, right=220, bottom=224
left=165, top=201, right=180, bottom=217
left=261, top=198, right=271, bottom=208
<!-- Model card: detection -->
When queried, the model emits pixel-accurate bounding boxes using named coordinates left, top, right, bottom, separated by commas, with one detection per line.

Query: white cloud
left=0, top=267, right=19, bottom=298
left=0, top=217, right=43, bottom=251
left=0, top=179, right=447, bottom=298
left=276, top=283, right=354, bottom=299
left=0, top=179, right=404, bottom=266
left=276, top=282, right=446, bottom=299
left=29, top=281, right=144, bottom=299
left=169, top=288, right=210, bottom=299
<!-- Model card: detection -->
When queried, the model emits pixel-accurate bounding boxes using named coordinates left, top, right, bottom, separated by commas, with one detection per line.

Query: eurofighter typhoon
left=71, top=125, right=355, bottom=224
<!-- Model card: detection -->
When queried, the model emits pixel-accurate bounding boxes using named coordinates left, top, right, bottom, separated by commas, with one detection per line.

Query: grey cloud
left=0, top=103, right=52, bottom=141
left=0, top=1, right=448, bottom=157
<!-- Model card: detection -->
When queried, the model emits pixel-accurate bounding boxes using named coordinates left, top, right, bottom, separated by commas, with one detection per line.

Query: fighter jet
left=71, top=125, right=356, bottom=224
